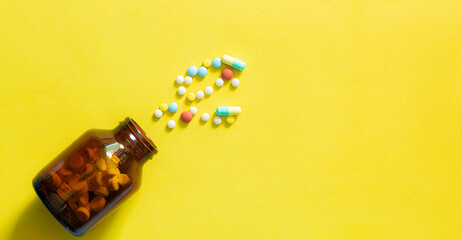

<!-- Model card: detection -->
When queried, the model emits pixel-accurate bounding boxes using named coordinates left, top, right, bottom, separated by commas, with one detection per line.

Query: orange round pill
left=45, top=172, right=62, bottom=188
left=58, top=167, right=73, bottom=178
left=67, top=197, right=79, bottom=211
left=118, top=174, right=131, bottom=187
left=108, top=177, right=119, bottom=191
left=72, top=181, right=88, bottom=195
left=81, top=201, right=91, bottom=211
left=77, top=191, right=89, bottom=205
left=96, top=158, right=107, bottom=171
left=90, top=196, right=106, bottom=212
left=95, top=171, right=103, bottom=186
left=181, top=111, right=193, bottom=123
left=69, top=155, right=84, bottom=170
left=222, top=68, right=233, bottom=80
left=79, top=164, right=93, bottom=176
left=94, top=186, right=109, bottom=197
left=75, top=207, right=90, bottom=222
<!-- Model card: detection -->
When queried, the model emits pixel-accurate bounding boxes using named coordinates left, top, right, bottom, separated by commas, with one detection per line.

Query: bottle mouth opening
left=123, top=117, right=158, bottom=156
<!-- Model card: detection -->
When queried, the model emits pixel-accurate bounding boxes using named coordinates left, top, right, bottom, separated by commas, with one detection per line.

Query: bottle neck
left=114, top=118, right=157, bottom=163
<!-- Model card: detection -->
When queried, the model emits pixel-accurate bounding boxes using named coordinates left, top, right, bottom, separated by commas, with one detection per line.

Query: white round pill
left=205, top=86, right=213, bottom=95
left=196, top=91, right=204, bottom=100
left=177, top=86, right=186, bottom=95
left=154, top=109, right=163, bottom=118
left=184, top=76, right=193, bottom=85
left=201, top=113, right=210, bottom=121
left=213, top=116, right=222, bottom=125
left=215, top=78, right=224, bottom=87
left=189, top=107, right=198, bottom=115
left=231, top=78, right=240, bottom=87
left=176, top=75, right=184, bottom=84
left=167, top=120, right=176, bottom=129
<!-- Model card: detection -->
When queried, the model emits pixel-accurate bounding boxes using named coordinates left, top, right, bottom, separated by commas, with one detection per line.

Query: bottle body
left=32, top=118, right=157, bottom=236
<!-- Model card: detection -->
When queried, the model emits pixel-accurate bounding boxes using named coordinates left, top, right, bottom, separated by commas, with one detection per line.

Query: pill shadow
left=199, top=118, right=207, bottom=125
left=152, top=114, right=161, bottom=122
left=8, top=198, right=120, bottom=240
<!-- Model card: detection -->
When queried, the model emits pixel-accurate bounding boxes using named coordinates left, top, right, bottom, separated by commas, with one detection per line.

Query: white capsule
left=177, top=86, right=186, bottom=95
left=189, top=107, right=198, bottom=115
left=215, top=78, right=224, bottom=87
left=196, top=91, right=205, bottom=99
left=184, top=76, right=193, bottom=85
left=154, top=109, right=163, bottom=118
left=201, top=113, right=210, bottom=121
left=205, top=86, right=213, bottom=95
left=176, top=75, right=184, bottom=84
left=167, top=120, right=176, bottom=129
left=213, top=116, right=222, bottom=125
left=231, top=78, right=240, bottom=87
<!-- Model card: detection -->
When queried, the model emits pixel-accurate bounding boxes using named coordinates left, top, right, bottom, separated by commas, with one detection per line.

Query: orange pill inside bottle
left=32, top=118, right=157, bottom=236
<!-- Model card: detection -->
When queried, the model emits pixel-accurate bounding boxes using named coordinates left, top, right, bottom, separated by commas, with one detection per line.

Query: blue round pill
left=187, top=66, right=197, bottom=76
left=168, top=102, right=179, bottom=113
left=212, top=58, right=222, bottom=68
left=197, top=67, right=207, bottom=77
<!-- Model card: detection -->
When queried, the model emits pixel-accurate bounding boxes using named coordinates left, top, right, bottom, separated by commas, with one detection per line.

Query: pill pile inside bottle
left=154, top=55, right=245, bottom=129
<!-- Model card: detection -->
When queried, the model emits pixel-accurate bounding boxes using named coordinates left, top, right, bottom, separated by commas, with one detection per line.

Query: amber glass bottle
left=32, top=118, right=157, bottom=236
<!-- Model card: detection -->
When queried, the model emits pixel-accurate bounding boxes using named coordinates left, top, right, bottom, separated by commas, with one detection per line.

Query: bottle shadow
left=8, top=198, right=119, bottom=240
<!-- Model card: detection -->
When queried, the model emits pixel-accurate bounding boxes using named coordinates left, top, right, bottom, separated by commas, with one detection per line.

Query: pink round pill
left=222, top=68, right=233, bottom=80
left=181, top=111, right=193, bottom=123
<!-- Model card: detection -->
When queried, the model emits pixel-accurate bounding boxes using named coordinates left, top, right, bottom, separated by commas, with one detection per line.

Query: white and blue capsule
left=222, top=55, right=246, bottom=70
left=216, top=106, right=241, bottom=116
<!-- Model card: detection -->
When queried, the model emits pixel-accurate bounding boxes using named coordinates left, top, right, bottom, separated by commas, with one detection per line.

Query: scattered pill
left=176, top=75, right=184, bottom=84
left=205, top=86, right=213, bottom=95
left=187, top=92, right=196, bottom=101
left=167, top=120, right=176, bottom=129
left=196, top=91, right=204, bottom=99
left=76, top=207, right=90, bottom=222
left=226, top=116, right=235, bottom=124
left=212, top=58, right=222, bottom=68
left=181, top=111, right=193, bottom=123
left=231, top=78, right=240, bottom=87
left=222, top=68, right=233, bottom=80
left=160, top=103, right=168, bottom=112
left=215, top=78, right=224, bottom=87
left=154, top=110, right=166, bottom=120
left=216, top=106, right=241, bottom=116
left=222, top=55, right=246, bottom=70
left=187, top=66, right=197, bottom=76
left=184, top=76, right=193, bottom=85
left=201, top=113, right=210, bottom=121
left=178, top=86, right=186, bottom=95
left=197, top=67, right=207, bottom=77
left=154, top=109, right=163, bottom=118
left=189, top=107, right=198, bottom=115
left=213, top=116, right=222, bottom=125
left=203, top=59, right=211, bottom=67
left=168, top=102, right=179, bottom=113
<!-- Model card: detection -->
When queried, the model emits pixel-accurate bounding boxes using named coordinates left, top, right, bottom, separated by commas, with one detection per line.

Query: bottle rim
left=122, top=117, right=158, bottom=157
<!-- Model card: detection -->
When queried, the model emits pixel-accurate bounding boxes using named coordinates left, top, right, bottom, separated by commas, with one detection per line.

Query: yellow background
left=0, top=0, right=461, bottom=239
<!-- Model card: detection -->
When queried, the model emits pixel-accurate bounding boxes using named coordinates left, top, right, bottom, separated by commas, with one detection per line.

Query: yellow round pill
left=187, top=92, right=196, bottom=101
left=226, top=116, right=235, bottom=124
left=159, top=103, right=168, bottom=112
left=203, top=59, right=211, bottom=68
